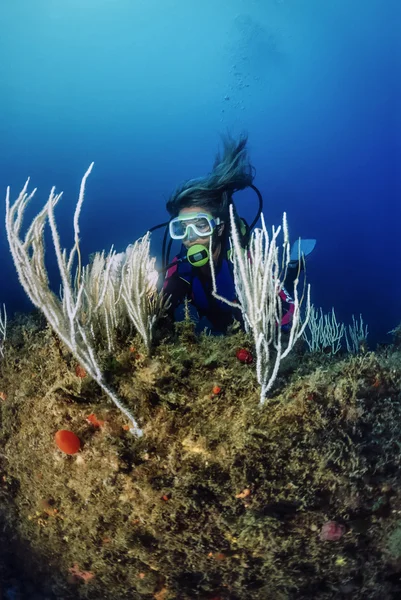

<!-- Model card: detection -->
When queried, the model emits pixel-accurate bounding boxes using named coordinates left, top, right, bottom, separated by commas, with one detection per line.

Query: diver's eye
left=194, top=219, right=210, bottom=232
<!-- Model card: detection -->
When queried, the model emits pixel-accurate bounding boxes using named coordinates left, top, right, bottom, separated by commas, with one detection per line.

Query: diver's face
left=179, top=207, right=225, bottom=249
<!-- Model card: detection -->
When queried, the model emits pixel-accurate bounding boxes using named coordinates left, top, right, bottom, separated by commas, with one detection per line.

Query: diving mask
left=169, top=212, right=221, bottom=241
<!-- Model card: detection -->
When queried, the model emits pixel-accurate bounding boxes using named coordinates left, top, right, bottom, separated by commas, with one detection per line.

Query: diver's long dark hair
left=166, top=133, right=254, bottom=222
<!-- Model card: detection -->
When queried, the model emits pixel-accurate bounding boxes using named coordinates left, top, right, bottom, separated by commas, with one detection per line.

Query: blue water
left=1, top=0, right=400, bottom=346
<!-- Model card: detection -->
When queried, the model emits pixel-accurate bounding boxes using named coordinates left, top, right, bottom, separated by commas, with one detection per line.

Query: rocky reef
left=1, top=312, right=401, bottom=599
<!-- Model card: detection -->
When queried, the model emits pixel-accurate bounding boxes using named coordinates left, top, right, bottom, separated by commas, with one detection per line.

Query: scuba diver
left=159, top=134, right=316, bottom=334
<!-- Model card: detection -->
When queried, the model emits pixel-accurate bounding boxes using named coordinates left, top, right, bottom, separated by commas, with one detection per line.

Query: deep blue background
left=1, top=0, right=400, bottom=345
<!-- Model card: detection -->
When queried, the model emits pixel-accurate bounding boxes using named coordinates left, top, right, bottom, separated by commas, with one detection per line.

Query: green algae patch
left=1, top=312, right=401, bottom=599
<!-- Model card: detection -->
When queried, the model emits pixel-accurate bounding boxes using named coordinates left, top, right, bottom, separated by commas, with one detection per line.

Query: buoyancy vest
left=168, top=245, right=240, bottom=330
left=163, top=243, right=295, bottom=330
